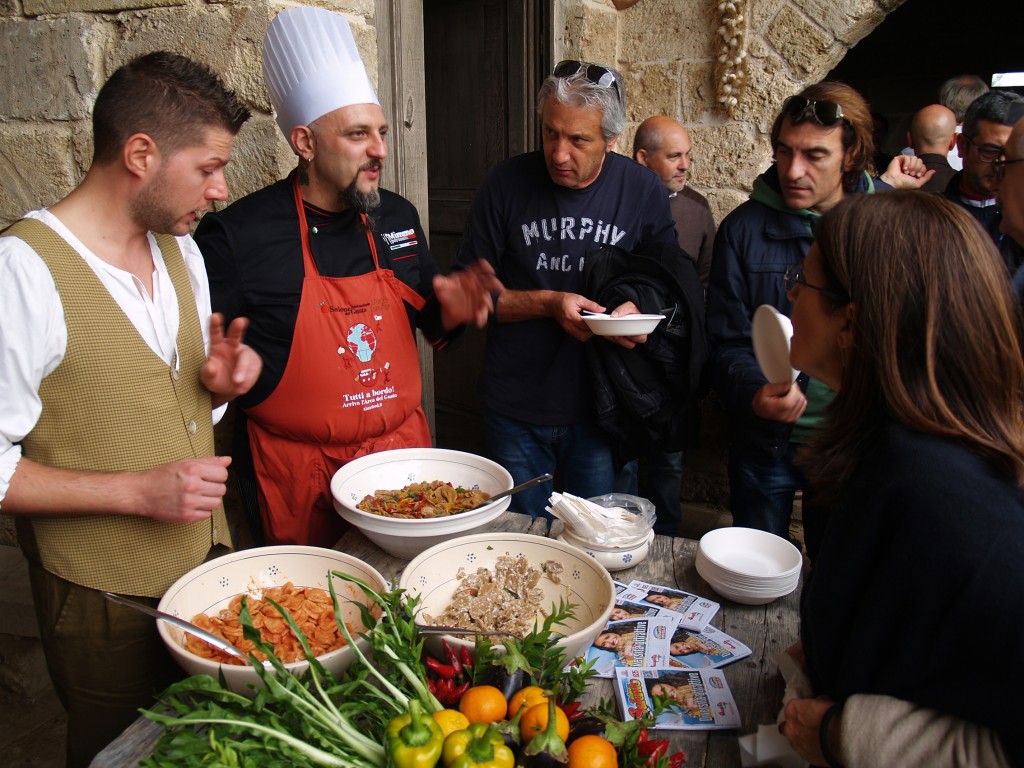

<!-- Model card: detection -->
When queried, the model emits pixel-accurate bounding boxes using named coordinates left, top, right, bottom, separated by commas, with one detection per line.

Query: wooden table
left=92, top=512, right=801, bottom=768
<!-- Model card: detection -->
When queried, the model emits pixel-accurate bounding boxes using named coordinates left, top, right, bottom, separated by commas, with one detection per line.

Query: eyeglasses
left=963, top=135, right=1005, bottom=164
left=552, top=60, right=623, bottom=103
left=784, top=265, right=849, bottom=303
left=782, top=96, right=845, bottom=127
left=993, top=157, right=1024, bottom=180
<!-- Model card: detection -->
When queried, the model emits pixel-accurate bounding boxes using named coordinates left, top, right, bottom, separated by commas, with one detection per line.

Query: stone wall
left=0, top=0, right=380, bottom=227
left=557, top=0, right=908, bottom=223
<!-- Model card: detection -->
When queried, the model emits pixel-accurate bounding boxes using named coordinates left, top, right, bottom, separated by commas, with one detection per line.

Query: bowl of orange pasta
left=331, top=448, right=515, bottom=559
left=157, top=546, right=386, bottom=693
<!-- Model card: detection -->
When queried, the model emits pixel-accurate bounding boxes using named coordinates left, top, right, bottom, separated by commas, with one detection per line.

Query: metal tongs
left=103, top=591, right=253, bottom=665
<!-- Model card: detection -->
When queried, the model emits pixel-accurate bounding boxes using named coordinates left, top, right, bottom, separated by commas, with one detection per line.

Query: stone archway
left=558, top=0, right=910, bottom=221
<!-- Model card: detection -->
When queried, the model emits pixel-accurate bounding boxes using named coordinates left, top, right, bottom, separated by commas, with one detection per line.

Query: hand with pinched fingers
left=136, top=456, right=232, bottom=523
left=434, top=260, right=505, bottom=329
left=880, top=154, right=936, bottom=190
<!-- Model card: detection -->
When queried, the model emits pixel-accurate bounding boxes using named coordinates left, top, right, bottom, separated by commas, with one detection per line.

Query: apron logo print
left=345, top=323, right=378, bottom=363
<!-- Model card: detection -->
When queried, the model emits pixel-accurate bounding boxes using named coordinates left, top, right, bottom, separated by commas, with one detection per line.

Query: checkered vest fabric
left=8, top=218, right=232, bottom=597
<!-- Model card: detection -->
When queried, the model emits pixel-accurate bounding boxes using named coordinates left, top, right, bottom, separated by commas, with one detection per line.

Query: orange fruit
left=432, top=708, right=470, bottom=737
left=519, top=701, right=570, bottom=742
left=458, top=685, right=508, bottom=724
left=567, top=735, right=618, bottom=768
left=507, top=685, right=549, bottom=719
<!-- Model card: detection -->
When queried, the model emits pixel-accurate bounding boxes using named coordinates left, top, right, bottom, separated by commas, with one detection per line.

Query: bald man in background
left=907, top=104, right=958, bottom=193
left=633, top=116, right=716, bottom=286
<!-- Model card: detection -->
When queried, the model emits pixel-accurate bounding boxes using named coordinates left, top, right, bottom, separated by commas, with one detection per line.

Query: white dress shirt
left=0, top=209, right=222, bottom=507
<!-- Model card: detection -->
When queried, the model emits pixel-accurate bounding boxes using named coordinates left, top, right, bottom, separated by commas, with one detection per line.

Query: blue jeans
left=727, top=443, right=808, bottom=541
left=483, top=411, right=616, bottom=518
left=615, top=449, right=684, bottom=536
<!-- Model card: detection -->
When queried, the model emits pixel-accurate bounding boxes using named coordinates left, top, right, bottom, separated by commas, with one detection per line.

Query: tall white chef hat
left=262, top=7, right=380, bottom=149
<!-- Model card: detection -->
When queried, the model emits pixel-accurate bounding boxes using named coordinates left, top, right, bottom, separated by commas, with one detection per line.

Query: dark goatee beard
left=341, top=173, right=381, bottom=231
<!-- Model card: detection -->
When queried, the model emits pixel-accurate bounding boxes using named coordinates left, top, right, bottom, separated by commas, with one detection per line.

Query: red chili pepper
left=435, top=678, right=454, bottom=706
left=667, top=751, right=686, bottom=768
left=637, top=736, right=668, bottom=761
left=441, top=640, right=464, bottom=676
left=459, top=645, right=473, bottom=670
left=425, top=656, right=457, bottom=679
left=560, top=701, right=586, bottom=722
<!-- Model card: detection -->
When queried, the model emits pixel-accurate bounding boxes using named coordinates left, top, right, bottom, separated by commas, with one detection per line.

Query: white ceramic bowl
left=556, top=529, right=655, bottom=572
left=157, top=546, right=386, bottom=693
left=582, top=313, right=664, bottom=336
left=398, top=533, right=617, bottom=663
left=698, top=527, right=802, bottom=579
left=695, top=527, right=802, bottom=605
left=330, top=448, right=514, bottom=559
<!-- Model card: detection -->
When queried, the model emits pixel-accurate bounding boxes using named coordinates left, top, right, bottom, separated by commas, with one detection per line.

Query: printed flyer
left=614, top=667, right=741, bottom=730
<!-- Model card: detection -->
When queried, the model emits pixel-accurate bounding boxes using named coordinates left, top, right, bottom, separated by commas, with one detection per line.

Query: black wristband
left=819, top=701, right=845, bottom=768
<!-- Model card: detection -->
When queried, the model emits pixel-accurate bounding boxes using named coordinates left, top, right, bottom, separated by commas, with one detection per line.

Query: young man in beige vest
left=0, top=52, right=260, bottom=768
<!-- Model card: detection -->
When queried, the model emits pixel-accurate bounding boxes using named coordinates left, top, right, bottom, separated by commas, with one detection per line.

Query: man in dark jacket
left=456, top=61, right=677, bottom=518
left=942, top=90, right=1024, bottom=276
left=706, top=81, right=929, bottom=557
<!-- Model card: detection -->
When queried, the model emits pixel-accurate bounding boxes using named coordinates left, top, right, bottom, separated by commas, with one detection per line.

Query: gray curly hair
left=537, top=61, right=626, bottom=140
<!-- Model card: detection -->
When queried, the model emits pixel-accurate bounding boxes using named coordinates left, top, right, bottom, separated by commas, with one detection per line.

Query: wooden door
left=423, top=0, right=550, bottom=453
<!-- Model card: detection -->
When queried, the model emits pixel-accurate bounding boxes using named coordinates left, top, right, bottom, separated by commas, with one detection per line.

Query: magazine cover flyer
left=666, top=624, right=752, bottom=669
left=614, top=667, right=741, bottom=730
left=581, top=616, right=676, bottom=677
left=609, top=599, right=676, bottom=622
left=620, top=580, right=720, bottom=631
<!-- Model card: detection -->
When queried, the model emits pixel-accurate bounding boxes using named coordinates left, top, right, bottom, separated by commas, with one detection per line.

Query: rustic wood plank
left=91, top=513, right=802, bottom=768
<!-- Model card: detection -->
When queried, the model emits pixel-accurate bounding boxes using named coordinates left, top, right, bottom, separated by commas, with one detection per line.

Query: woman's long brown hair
left=801, top=191, right=1024, bottom=498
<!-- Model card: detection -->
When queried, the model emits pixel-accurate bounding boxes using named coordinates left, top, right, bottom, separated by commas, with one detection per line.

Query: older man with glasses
left=455, top=60, right=679, bottom=519
left=943, top=90, right=1024, bottom=275
left=706, top=80, right=930, bottom=559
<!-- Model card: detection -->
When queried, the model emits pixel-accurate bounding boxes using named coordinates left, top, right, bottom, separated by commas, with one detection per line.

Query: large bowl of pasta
left=330, top=448, right=515, bottom=559
left=157, top=546, right=386, bottom=694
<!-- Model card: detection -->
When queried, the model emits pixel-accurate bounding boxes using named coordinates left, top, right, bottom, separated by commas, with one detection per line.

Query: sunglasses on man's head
left=552, top=60, right=623, bottom=102
left=782, top=96, right=845, bottom=127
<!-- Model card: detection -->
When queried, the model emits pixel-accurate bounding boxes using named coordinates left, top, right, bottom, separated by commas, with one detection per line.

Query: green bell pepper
left=441, top=722, right=515, bottom=768
left=387, top=699, right=445, bottom=768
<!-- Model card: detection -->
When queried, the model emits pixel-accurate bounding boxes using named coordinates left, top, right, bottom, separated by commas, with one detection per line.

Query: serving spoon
left=465, top=473, right=553, bottom=511
left=413, top=623, right=517, bottom=637
left=102, top=591, right=252, bottom=665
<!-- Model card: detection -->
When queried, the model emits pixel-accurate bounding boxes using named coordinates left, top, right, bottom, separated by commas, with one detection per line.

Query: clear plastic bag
left=548, top=492, right=656, bottom=547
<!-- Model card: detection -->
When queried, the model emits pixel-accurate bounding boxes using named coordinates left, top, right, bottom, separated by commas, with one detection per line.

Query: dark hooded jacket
left=584, top=242, right=708, bottom=464
left=705, top=166, right=879, bottom=456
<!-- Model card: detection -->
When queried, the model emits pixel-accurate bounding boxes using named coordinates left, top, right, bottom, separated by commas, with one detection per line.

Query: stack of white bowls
left=695, top=527, right=803, bottom=605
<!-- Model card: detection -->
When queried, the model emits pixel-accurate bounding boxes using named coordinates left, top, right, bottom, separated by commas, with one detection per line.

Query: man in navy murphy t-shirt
left=456, top=60, right=677, bottom=517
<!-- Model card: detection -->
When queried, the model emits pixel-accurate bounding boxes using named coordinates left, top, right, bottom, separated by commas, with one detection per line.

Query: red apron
left=245, top=177, right=432, bottom=546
